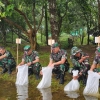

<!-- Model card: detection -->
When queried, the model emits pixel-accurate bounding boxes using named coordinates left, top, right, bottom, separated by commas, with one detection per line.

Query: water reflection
left=65, top=91, right=80, bottom=99
left=84, top=95, right=98, bottom=100
left=16, top=84, right=28, bottom=100
left=38, top=87, right=52, bottom=100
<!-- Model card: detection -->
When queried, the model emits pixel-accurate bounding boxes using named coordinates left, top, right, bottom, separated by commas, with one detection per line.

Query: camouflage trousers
left=72, top=64, right=90, bottom=75
left=28, top=62, right=41, bottom=74
left=52, top=64, right=65, bottom=75
left=0, top=61, right=16, bottom=70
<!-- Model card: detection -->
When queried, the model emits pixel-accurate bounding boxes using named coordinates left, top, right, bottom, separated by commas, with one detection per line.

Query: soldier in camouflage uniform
left=18, top=45, right=41, bottom=79
left=70, top=46, right=90, bottom=85
left=48, top=42, right=69, bottom=84
left=91, top=46, right=100, bottom=72
left=0, top=46, right=16, bottom=74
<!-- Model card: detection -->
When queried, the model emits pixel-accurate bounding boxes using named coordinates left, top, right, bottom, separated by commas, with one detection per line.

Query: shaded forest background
left=0, top=0, right=100, bottom=49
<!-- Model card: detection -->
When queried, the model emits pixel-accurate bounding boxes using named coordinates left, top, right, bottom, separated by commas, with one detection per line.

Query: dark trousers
left=28, top=62, right=41, bottom=75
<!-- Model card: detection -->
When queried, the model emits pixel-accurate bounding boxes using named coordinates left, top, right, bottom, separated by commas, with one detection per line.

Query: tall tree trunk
left=40, top=28, right=43, bottom=42
left=48, top=0, right=59, bottom=41
left=87, top=20, right=90, bottom=45
left=2, top=22, right=6, bottom=45
left=2, top=0, right=44, bottom=50
left=81, top=35, right=84, bottom=45
left=45, top=1, right=48, bottom=45
left=98, top=0, right=100, bottom=31
left=11, top=28, right=14, bottom=44
left=27, top=29, right=36, bottom=50
left=3, top=31, right=6, bottom=45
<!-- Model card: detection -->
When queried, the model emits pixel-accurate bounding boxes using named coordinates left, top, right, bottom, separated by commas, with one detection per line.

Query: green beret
left=51, top=42, right=59, bottom=48
left=24, top=45, right=31, bottom=51
left=95, top=47, right=100, bottom=55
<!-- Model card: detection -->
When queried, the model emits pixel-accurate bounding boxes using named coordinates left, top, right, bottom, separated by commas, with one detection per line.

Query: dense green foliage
left=0, top=0, right=99, bottom=46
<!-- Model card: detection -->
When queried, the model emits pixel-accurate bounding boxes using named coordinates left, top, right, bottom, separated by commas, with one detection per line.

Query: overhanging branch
left=3, top=17, right=28, bottom=35
left=4, top=0, right=32, bottom=30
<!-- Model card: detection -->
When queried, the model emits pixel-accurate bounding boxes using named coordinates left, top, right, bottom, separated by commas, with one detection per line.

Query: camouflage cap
left=71, top=46, right=81, bottom=55
left=95, top=47, right=100, bottom=55
left=51, top=42, right=59, bottom=48
left=24, top=45, right=31, bottom=51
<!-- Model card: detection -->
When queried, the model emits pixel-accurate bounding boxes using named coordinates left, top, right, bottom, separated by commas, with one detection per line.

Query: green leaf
left=0, top=1, right=5, bottom=8
left=6, top=4, right=14, bottom=12
left=0, top=12, right=6, bottom=17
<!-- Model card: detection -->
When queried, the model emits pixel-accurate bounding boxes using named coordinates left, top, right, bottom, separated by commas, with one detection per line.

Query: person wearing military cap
left=17, top=45, right=41, bottom=79
left=70, top=46, right=90, bottom=85
left=47, top=42, right=69, bottom=84
left=91, top=46, right=100, bottom=72
left=0, top=46, right=16, bottom=74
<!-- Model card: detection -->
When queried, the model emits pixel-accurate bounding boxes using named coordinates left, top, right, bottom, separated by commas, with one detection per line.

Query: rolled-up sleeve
left=93, top=56, right=98, bottom=65
left=34, top=51, right=39, bottom=59
left=61, top=51, right=67, bottom=59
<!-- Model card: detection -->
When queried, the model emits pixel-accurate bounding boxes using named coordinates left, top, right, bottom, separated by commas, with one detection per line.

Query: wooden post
left=99, top=36, right=100, bottom=47
left=16, top=38, right=21, bottom=65
left=48, top=39, right=55, bottom=52
left=17, top=43, right=18, bottom=65
left=95, top=37, right=100, bottom=47
left=95, top=36, right=100, bottom=68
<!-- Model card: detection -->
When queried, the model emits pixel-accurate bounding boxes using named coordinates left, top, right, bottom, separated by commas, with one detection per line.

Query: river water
left=0, top=79, right=99, bottom=100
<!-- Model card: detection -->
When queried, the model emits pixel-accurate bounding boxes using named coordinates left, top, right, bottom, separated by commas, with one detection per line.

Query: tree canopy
left=0, top=0, right=99, bottom=48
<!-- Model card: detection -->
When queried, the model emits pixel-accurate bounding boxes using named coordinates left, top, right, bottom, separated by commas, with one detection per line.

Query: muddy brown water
left=0, top=79, right=99, bottom=100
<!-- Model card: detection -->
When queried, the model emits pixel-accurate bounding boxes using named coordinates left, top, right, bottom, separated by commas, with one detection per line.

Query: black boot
left=78, top=75, right=83, bottom=82
left=82, top=75, right=87, bottom=86
left=28, top=68, right=33, bottom=76
left=35, top=73, right=40, bottom=80
left=56, top=74, right=60, bottom=79
left=1, top=68, right=8, bottom=74
left=8, top=67, right=12, bottom=74
left=59, top=74, right=64, bottom=84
